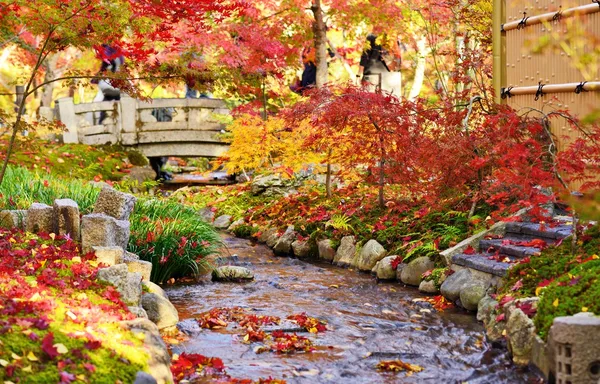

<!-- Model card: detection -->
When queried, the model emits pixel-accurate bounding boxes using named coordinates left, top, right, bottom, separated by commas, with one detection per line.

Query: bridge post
left=55, top=97, right=78, bottom=143
left=120, top=96, right=137, bottom=145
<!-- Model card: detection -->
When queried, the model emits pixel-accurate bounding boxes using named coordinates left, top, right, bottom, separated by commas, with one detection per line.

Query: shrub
left=128, top=198, right=222, bottom=283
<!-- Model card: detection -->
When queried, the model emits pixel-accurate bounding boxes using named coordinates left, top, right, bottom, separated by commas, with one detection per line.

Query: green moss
left=534, top=259, right=600, bottom=340
left=126, top=149, right=149, bottom=166
left=232, top=224, right=259, bottom=238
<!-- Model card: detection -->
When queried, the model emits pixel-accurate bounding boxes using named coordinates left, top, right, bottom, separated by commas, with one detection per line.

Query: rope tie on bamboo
left=552, top=7, right=562, bottom=21
left=575, top=81, right=588, bottom=94
left=517, top=12, right=529, bottom=30
left=535, top=82, right=545, bottom=101
left=501, top=86, right=514, bottom=99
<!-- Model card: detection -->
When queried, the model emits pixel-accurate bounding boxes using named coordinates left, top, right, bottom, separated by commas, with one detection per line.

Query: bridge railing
left=55, top=96, right=230, bottom=157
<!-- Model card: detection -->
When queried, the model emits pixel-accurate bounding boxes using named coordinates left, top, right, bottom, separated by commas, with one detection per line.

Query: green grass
left=128, top=198, right=222, bottom=283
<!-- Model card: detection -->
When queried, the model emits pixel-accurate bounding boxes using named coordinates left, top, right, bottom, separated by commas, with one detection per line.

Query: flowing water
left=165, top=235, right=542, bottom=384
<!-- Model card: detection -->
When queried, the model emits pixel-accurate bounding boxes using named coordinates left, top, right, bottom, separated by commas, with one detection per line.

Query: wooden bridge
left=55, top=96, right=230, bottom=158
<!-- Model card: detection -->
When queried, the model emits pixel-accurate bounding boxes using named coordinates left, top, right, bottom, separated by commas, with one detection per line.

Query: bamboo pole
left=503, top=3, right=600, bottom=31
left=493, top=0, right=504, bottom=103
left=502, top=81, right=600, bottom=96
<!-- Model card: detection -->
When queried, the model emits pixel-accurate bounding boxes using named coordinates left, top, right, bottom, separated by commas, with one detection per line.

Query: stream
left=165, top=234, right=542, bottom=384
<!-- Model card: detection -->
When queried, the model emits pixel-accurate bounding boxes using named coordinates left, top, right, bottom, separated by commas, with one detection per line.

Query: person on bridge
left=92, top=44, right=125, bottom=124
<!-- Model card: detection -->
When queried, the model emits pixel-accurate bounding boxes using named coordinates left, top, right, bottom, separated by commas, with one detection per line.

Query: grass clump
left=128, top=198, right=222, bottom=283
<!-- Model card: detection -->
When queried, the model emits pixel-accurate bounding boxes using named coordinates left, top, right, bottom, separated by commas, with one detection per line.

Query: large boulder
left=374, top=256, right=398, bottom=280
left=97, top=264, right=142, bottom=306
left=506, top=308, right=536, bottom=365
left=291, top=240, right=311, bottom=259
left=265, top=230, right=280, bottom=248
left=400, top=256, right=434, bottom=286
left=334, top=236, right=356, bottom=267
left=126, top=259, right=153, bottom=281
left=141, top=293, right=179, bottom=331
left=317, top=239, right=336, bottom=262
left=418, top=279, right=439, bottom=294
left=93, top=187, right=136, bottom=221
left=120, top=318, right=173, bottom=384
left=26, top=203, right=54, bottom=234
left=440, top=268, right=473, bottom=302
left=212, top=266, right=254, bottom=281
left=273, top=225, right=296, bottom=255
left=143, top=281, right=169, bottom=301
left=250, top=174, right=302, bottom=197
left=355, top=240, right=387, bottom=271
left=53, top=199, right=80, bottom=241
left=0, top=210, right=27, bottom=230
left=258, top=227, right=277, bottom=244
left=81, top=213, right=130, bottom=253
left=459, top=280, right=489, bottom=311
left=198, top=207, right=215, bottom=223
left=213, top=215, right=232, bottom=229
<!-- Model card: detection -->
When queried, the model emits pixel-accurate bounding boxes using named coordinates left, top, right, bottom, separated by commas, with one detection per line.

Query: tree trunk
left=311, top=0, right=328, bottom=88
left=40, top=54, right=60, bottom=107
left=408, top=36, right=427, bottom=101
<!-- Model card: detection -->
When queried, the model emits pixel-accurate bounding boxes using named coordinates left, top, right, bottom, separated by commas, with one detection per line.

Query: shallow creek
left=165, top=235, right=542, bottom=384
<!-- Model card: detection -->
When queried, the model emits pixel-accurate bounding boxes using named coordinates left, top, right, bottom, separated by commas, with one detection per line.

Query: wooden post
left=55, top=97, right=79, bottom=143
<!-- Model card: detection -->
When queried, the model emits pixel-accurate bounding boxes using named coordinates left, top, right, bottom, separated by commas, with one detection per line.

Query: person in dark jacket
left=357, top=33, right=390, bottom=80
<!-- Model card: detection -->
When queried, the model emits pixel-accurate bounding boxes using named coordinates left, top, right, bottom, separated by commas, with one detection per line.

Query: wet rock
left=134, top=371, right=157, bottom=384
left=198, top=207, right=215, bottom=222
left=93, top=246, right=124, bottom=266
left=375, top=256, right=398, bottom=280
left=26, top=203, right=54, bottom=234
left=317, top=239, right=336, bottom=262
left=53, top=199, right=80, bottom=240
left=460, top=280, right=489, bottom=311
left=395, top=263, right=407, bottom=281
left=265, top=230, right=280, bottom=248
left=418, top=280, right=439, bottom=294
left=142, top=293, right=179, bottom=331
left=120, top=318, right=172, bottom=384
left=143, top=281, right=169, bottom=301
left=213, top=215, right=232, bottom=229
left=212, top=266, right=254, bottom=281
left=334, top=236, right=357, bottom=267
left=258, top=227, right=277, bottom=243
left=400, top=256, right=434, bottom=286
left=273, top=225, right=296, bottom=255
left=228, top=218, right=245, bottom=232
left=476, top=295, right=498, bottom=323
left=356, top=240, right=387, bottom=271
left=177, top=318, right=202, bottom=336
left=506, top=308, right=535, bottom=365
left=93, top=187, right=136, bottom=221
left=0, top=210, right=27, bottom=230
left=440, top=268, right=473, bottom=302
left=81, top=213, right=130, bottom=253
left=291, top=240, right=311, bottom=259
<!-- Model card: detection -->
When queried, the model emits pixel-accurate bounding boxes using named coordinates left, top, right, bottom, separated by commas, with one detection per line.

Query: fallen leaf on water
left=329, top=284, right=339, bottom=289
left=382, top=309, right=397, bottom=315
left=376, top=360, right=424, bottom=376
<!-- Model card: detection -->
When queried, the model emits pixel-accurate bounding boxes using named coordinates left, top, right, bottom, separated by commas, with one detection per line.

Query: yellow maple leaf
left=22, top=366, right=32, bottom=373
left=0, top=359, right=9, bottom=367
left=53, top=344, right=68, bottom=354
left=582, top=307, right=589, bottom=312
left=553, top=298, right=559, bottom=307
left=26, top=351, right=38, bottom=361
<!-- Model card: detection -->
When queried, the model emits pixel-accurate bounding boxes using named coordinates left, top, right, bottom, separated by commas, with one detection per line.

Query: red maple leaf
left=41, top=332, right=59, bottom=359
left=463, top=245, right=476, bottom=255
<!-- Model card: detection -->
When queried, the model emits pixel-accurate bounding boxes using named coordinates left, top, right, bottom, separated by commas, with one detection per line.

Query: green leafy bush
left=128, top=198, right=222, bottom=283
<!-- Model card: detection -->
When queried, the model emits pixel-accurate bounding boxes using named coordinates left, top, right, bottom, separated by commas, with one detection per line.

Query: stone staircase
left=450, top=218, right=573, bottom=277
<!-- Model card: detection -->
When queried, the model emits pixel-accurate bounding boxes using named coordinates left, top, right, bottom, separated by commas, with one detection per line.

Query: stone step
left=452, top=252, right=519, bottom=277
left=504, top=221, right=573, bottom=240
left=479, top=235, right=554, bottom=258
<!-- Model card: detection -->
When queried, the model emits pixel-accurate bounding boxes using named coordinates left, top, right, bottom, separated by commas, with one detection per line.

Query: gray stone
left=143, top=281, right=169, bottom=301
left=265, top=230, right=280, bottom=248
left=123, top=167, right=156, bottom=186
left=375, top=256, right=399, bottom=280
left=459, top=280, right=489, bottom=311
left=440, top=268, right=473, bottom=302
left=418, top=280, right=439, bottom=294
left=258, top=227, right=277, bottom=243
left=93, top=187, right=137, bottom=221
left=485, top=310, right=507, bottom=343
left=213, top=215, right=232, bottom=229
left=548, top=312, right=600, bottom=384
left=228, top=218, right=245, bottom=232
left=123, top=250, right=140, bottom=262
left=97, top=264, right=142, bottom=306
left=395, top=263, right=407, bottom=280
left=317, top=239, right=336, bottom=262
left=291, top=240, right=311, bottom=259
left=440, top=220, right=507, bottom=266
left=250, top=174, right=302, bottom=196
left=334, top=236, right=356, bottom=267
left=93, top=246, right=124, bottom=266
left=53, top=199, right=80, bottom=241
left=134, top=371, right=157, bottom=384
left=0, top=210, right=27, bottom=230
left=356, top=240, right=387, bottom=271
left=129, top=306, right=149, bottom=319
left=212, top=266, right=254, bottom=281
left=120, top=318, right=173, bottom=384
left=476, top=295, right=498, bottom=323
left=506, top=308, right=536, bottom=365
left=126, top=259, right=153, bottom=281
left=26, top=203, right=54, bottom=234
left=531, top=335, right=549, bottom=379
left=198, top=207, right=215, bottom=222
left=273, top=225, right=296, bottom=255
left=81, top=213, right=130, bottom=253
left=97, top=263, right=129, bottom=287
left=141, top=293, right=179, bottom=330
left=400, top=256, right=434, bottom=286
